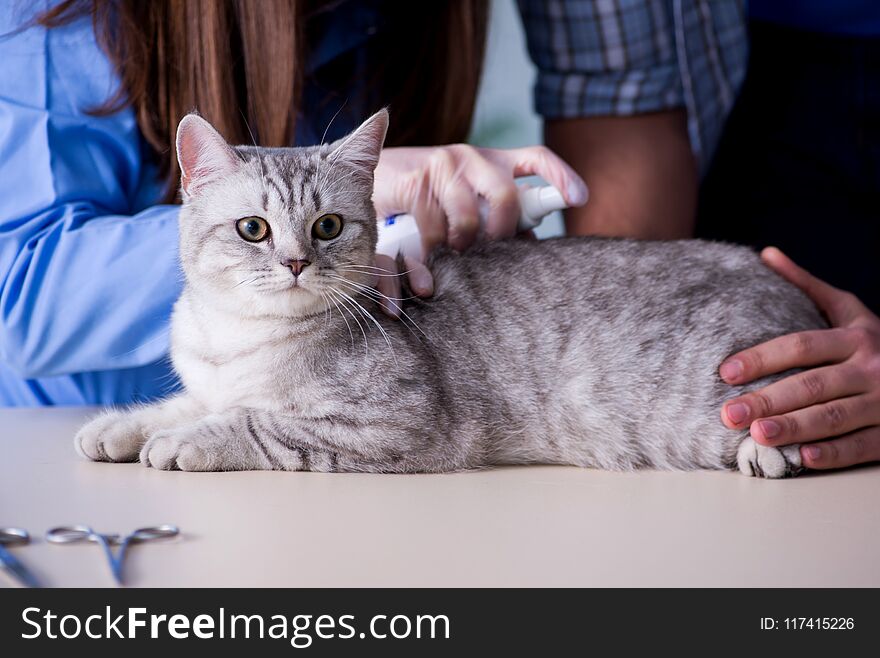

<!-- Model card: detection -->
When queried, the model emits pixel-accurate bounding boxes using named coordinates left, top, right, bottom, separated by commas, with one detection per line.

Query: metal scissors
left=46, top=524, right=179, bottom=585
left=0, top=528, right=41, bottom=588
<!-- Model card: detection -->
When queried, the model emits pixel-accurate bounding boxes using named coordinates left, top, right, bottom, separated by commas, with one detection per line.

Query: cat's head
left=174, top=110, right=388, bottom=318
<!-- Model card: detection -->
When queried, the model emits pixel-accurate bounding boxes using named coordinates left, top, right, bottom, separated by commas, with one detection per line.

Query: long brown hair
left=36, top=0, right=488, bottom=202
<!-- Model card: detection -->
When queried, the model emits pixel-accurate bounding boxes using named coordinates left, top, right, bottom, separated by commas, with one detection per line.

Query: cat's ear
left=175, top=113, right=241, bottom=196
left=328, top=108, right=389, bottom=173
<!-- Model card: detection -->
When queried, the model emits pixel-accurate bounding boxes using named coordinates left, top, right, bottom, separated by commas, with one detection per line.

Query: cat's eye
left=236, top=216, right=270, bottom=242
left=312, top=214, right=343, bottom=240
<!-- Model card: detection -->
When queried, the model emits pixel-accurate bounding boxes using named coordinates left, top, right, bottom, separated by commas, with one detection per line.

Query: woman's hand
left=719, top=247, right=880, bottom=471
left=369, top=144, right=588, bottom=316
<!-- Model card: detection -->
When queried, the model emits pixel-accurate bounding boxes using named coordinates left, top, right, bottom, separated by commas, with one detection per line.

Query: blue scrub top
left=0, top=1, right=385, bottom=405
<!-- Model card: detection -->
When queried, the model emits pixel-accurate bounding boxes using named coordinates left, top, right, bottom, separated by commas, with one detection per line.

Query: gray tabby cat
left=75, top=110, right=826, bottom=478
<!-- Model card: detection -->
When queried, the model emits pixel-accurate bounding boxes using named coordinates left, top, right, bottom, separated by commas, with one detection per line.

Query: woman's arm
left=546, top=111, right=697, bottom=239
left=0, top=13, right=181, bottom=380
left=0, top=201, right=181, bottom=379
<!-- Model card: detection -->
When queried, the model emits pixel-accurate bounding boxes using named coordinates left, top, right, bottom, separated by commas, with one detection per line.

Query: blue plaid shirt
left=518, top=0, right=747, bottom=171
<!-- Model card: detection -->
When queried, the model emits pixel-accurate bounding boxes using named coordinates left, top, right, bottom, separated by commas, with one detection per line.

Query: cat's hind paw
left=74, top=410, right=146, bottom=463
left=736, top=436, right=804, bottom=479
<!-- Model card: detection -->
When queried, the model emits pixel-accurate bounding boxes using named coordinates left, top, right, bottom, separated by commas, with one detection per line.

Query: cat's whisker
left=339, top=299, right=393, bottom=359
left=337, top=260, right=392, bottom=270
left=317, top=153, right=341, bottom=195
left=338, top=285, right=423, bottom=328
left=337, top=284, right=417, bottom=305
left=317, top=126, right=352, bottom=193
left=338, top=289, right=425, bottom=346
left=320, top=290, right=354, bottom=347
left=318, top=291, right=331, bottom=327
left=315, top=103, right=352, bottom=192
left=329, top=274, right=424, bottom=327
left=338, top=263, right=396, bottom=272
left=336, top=265, right=412, bottom=276
left=328, top=277, right=427, bottom=341
left=319, top=100, right=348, bottom=147
left=337, top=266, right=417, bottom=278
left=330, top=286, right=396, bottom=357
left=238, top=108, right=270, bottom=202
left=327, top=274, right=419, bottom=303
left=233, top=274, right=263, bottom=289
left=328, top=293, right=355, bottom=347
left=326, top=288, right=368, bottom=354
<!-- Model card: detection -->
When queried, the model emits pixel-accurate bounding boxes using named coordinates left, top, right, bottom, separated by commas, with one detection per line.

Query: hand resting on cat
left=75, top=110, right=827, bottom=477
left=720, top=247, right=880, bottom=471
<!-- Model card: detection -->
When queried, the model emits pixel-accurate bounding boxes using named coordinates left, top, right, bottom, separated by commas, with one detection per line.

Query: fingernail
left=404, top=257, right=434, bottom=297
left=804, top=445, right=821, bottom=461
left=719, top=360, right=743, bottom=382
left=382, top=299, right=400, bottom=318
left=567, top=180, right=588, bottom=206
left=726, top=403, right=749, bottom=425
left=757, top=419, right=780, bottom=440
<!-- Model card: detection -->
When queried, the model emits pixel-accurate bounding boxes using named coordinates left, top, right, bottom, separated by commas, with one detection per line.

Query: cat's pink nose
left=281, top=258, right=311, bottom=276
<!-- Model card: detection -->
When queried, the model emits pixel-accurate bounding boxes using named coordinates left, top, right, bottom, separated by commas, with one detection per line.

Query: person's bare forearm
left=545, top=110, right=697, bottom=239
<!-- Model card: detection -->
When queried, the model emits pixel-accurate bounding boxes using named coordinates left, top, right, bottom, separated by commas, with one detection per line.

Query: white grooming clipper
left=375, top=183, right=577, bottom=262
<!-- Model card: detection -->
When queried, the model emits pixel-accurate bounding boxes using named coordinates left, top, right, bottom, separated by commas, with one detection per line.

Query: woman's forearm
left=545, top=110, right=698, bottom=239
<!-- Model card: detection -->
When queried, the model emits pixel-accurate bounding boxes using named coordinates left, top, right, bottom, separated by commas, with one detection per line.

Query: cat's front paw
left=140, top=423, right=261, bottom=472
left=74, top=410, right=147, bottom=462
left=736, top=436, right=804, bottom=478
left=139, top=427, right=216, bottom=471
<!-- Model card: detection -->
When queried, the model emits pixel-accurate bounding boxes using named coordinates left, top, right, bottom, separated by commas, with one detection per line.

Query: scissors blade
left=110, top=536, right=144, bottom=586
left=92, top=535, right=124, bottom=586
left=0, top=549, right=41, bottom=588
left=110, top=556, right=125, bottom=586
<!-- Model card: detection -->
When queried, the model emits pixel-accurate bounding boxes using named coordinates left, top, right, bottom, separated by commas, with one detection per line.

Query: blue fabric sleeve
left=0, top=7, right=182, bottom=380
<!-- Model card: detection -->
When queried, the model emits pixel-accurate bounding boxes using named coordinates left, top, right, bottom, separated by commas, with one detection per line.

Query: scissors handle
left=0, top=527, right=30, bottom=547
left=44, top=524, right=179, bottom=586
left=45, top=525, right=102, bottom=544
left=129, top=525, right=180, bottom=542
left=112, top=525, right=180, bottom=585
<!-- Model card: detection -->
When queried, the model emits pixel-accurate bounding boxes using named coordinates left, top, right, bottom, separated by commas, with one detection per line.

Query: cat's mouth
left=275, top=272, right=309, bottom=291
left=259, top=277, right=314, bottom=295
left=284, top=280, right=309, bottom=292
